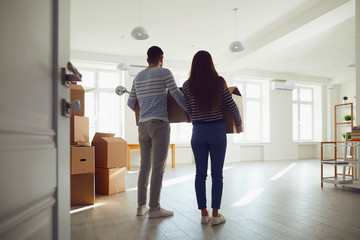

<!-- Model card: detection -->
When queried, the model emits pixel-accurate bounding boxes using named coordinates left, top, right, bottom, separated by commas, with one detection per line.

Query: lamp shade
left=115, top=85, right=129, bottom=96
left=131, top=26, right=149, bottom=40
left=117, top=62, right=129, bottom=71
left=328, top=84, right=339, bottom=90
left=229, top=41, right=244, bottom=52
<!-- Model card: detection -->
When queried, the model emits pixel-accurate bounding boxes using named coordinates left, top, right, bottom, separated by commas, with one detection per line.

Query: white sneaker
left=148, top=208, right=174, bottom=218
left=210, top=214, right=226, bottom=226
left=136, top=206, right=149, bottom=216
left=201, top=216, right=211, bottom=224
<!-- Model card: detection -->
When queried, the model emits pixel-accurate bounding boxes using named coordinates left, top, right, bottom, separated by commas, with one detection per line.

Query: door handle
left=61, top=99, right=81, bottom=117
left=62, top=62, right=82, bottom=87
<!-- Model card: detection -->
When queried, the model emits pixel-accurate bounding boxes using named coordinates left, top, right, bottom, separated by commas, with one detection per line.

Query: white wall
left=298, top=143, right=321, bottom=159
left=338, top=78, right=356, bottom=105
left=327, top=75, right=356, bottom=141
left=264, top=89, right=298, bottom=160
left=327, top=86, right=339, bottom=141
left=228, top=144, right=264, bottom=162
left=339, top=79, right=357, bottom=120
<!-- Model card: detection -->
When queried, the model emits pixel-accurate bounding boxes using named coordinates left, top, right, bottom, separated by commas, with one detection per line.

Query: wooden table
left=127, top=144, right=175, bottom=170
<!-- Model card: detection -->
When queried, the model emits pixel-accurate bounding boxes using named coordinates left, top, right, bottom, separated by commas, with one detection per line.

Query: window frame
left=77, top=66, right=125, bottom=140
left=292, top=86, right=314, bottom=142
left=169, top=69, right=192, bottom=144
left=233, top=81, right=264, bottom=143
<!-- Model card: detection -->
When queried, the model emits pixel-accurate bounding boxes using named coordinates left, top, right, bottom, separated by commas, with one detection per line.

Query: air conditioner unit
left=271, top=80, right=295, bottom=91
left=328, top=84, right=339, bottom=90
left=128, top=65, right=146, bottom=76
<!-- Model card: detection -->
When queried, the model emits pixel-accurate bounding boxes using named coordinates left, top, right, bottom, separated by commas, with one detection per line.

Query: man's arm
left=164, top=71, right=187, bottom=112
left=127, top=82, right=137, bottom=111
left=182, top=81, right=192, bottom=118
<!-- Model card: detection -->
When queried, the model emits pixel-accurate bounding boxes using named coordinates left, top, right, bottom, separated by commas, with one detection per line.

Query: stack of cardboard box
left=92, top=132, right=127, bottom=195
left=70, top=84, right=95, bottom=206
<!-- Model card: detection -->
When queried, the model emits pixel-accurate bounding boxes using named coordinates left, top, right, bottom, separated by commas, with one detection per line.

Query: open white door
left=0, top=1, right=71, bottom=239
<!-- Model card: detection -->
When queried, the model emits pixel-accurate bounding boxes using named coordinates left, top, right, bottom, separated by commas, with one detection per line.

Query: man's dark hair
left=147, top=46, right=163, bottom=64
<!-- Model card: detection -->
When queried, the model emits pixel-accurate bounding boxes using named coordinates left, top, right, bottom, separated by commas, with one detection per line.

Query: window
left=79, top=70, right=96, bottom=138
left=76, top=64, right=124, bottom=141
left=233, top=81, right=264, bottom=142
left=169, top=70, right=192, bottom=143
left=292, top=87, right=313, bottom=141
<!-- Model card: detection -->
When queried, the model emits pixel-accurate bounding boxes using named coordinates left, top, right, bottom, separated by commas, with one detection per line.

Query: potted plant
left=342, top=133, right=351, bottom=139
left=344, top=115, right=353, bottom=121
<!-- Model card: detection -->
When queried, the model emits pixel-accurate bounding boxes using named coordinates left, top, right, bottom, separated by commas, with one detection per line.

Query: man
left=127, top=46, right=187, bottom=218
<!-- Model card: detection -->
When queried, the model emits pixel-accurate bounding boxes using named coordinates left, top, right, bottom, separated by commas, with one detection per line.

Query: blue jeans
left=191, top=121, right=227, bottom=209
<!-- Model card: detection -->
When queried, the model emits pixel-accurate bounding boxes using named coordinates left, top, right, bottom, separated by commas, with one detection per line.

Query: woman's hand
left=236, top=125, right=242, bottom=133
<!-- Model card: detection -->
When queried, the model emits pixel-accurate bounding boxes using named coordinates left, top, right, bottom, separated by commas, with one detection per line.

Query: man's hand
left=236, top=125, right=242, bottom=133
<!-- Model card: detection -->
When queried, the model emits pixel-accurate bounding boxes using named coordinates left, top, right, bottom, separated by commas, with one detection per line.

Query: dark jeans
left=191, top=121, right=227, bottom=209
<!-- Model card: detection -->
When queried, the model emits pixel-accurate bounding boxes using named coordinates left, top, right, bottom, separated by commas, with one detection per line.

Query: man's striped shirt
left=127, top=67, right=186, bottom=122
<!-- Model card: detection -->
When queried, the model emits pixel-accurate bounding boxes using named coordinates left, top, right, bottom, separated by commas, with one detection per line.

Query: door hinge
left=62, top=62, right=82, bottom=87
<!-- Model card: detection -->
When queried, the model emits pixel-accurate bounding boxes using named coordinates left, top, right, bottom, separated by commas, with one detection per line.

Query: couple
left=127, top=46, right=242, bottom=226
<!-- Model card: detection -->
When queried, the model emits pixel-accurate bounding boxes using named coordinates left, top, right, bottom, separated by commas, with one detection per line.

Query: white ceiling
left=70, top=0, right=356, bottom=82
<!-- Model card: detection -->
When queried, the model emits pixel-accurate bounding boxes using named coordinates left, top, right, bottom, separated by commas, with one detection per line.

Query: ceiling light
left=115, top=86, right=129, bottom=96
left=347, top=58, right=355, bottom=68
left=229, top=8, right=244, bottom=52
left=328, top=84, right=339, bottom=90
left=131, top=27, right=148, bottom=40
left=229, top=41, right=244, bottom=52
left=117, top=62, right=129, bottom=71
left=117, top=36, right=129, bottom=71
left=131, top=0, right=149, bottom=40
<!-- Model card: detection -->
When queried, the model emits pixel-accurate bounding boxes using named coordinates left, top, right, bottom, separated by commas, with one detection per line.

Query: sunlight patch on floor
left=270, top=163, right=297, bottom=181
left=126, top=166, right=234, bottom=191
left=70, top=202, right=106, bottom=214
left=163, top=173, right=195, bottom=187
left=232, top=188, right=265, bottom=207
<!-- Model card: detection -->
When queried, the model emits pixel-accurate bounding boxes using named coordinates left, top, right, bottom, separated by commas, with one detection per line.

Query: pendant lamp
left=115, top=85, right=129, bottom=96
left=229, top=8, right=244, bottom=52
left=117, top=36, right=129, bottom=71
left=117, top=62, right=129, bottom=71
left=131, top=0, right=149, bottom=40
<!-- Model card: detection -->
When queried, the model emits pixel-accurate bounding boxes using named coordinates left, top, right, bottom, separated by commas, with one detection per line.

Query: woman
left=182, top=50, right=242, bottom=226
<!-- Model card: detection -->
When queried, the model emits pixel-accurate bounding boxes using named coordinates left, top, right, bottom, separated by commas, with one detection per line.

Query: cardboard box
left=71, top=173, right=95, bottom=206
left=95, top=167, right=126, bottom=195
left=70, top=84, right=85, bottom=116
left=135, top=91, right=190, bottom=126
left=91, top=132, right=127, bottom=168
left=222, top=87, right=244, bottom=134
left=71, top=146, right=95, bottom=175
left=72, top=141, right=91, bottom=147
left=70, top=115, right=89, bottom=145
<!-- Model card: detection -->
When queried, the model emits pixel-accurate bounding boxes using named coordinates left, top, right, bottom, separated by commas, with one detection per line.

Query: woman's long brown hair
left=188, top=50, right=222, bottom=114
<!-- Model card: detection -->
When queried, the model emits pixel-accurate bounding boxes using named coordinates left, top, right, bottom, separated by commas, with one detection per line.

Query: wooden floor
left=71, top=159, right=360, bottom=240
